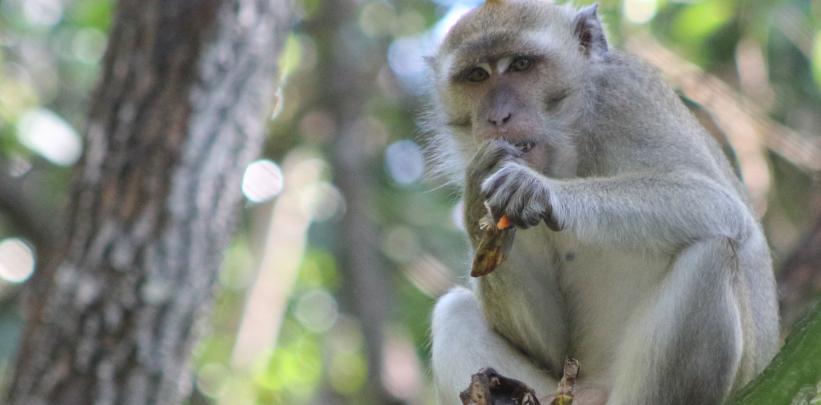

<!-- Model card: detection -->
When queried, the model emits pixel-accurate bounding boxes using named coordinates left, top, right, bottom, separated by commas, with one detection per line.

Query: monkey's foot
left=549, top=358, right=579, bottom=405
left=459, top=367, right=541, bottom=405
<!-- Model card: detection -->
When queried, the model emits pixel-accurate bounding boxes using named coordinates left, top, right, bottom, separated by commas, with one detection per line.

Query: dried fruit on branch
left=459, top=368, right=541, bottom=405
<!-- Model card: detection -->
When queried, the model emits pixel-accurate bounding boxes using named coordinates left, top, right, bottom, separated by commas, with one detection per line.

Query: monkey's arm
left=550, top=172, right=753, bottom=249
left=482, top=161, right=755, bottom=252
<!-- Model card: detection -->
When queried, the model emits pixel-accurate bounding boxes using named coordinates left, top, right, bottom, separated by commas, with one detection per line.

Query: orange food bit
left=496, top=215, right=511, bottom=230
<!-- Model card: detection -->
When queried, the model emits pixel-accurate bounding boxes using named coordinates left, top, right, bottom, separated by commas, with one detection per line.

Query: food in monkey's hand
left=470, top=213, right=515, bottom=277
left=496, top=215, right=512, bottom=230
left=469, top=139, right=534, bottom=277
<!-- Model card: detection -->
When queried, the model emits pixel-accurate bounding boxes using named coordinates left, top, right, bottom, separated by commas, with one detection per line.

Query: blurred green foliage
left=0, top=0, right=819, bottom=404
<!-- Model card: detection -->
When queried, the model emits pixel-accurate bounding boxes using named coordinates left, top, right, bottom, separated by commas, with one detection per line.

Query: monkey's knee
left=610, top=239, right=745, bottom=405
left=659, top=237, right=744, bottom=403
left=677, top=237, right=740, bottom=271
left=431, top=287, right=482, bottom=339
left=430, top=287, right=487, bottom=378
left=431, top=287, right=484, bottom=403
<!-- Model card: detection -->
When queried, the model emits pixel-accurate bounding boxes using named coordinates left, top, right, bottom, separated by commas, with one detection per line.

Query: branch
left=459, top=359, right=580, bottom=405
left=459, top=368, right=542, bottom=405
left=727, top=303, right=821, bottom=404
left=626, top=33, right=821, bottom=173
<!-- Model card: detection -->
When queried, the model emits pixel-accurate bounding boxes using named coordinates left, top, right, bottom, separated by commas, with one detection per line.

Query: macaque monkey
left=425, top=1, right=780, bottom=404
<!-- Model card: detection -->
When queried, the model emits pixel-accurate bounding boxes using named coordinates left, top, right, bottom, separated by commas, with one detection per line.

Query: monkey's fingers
left=543, top=207, right=562, bottom=232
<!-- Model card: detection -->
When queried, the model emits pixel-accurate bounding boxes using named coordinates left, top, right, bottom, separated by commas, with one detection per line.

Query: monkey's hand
left=465, top=140, right=523, bottom=240
left=476, top=141, right=561, bottom=231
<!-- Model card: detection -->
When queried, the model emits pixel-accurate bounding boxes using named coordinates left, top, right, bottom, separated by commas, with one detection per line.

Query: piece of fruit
left=496, top=215, right=511, bottom=229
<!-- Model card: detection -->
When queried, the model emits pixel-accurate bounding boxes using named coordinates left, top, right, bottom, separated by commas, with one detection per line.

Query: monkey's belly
left=475, top=227, right=670, bottom=379
left=475, top=226, right=569, bottom=375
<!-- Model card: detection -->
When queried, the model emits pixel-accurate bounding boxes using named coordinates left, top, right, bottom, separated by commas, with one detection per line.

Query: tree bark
left=6, top=0, right=291, bottom=404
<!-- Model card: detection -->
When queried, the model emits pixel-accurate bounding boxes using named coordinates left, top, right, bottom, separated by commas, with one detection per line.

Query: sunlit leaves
left=812, top=30, right=821, bottom=89
left=671, top=0, right=733, bottom=43
left=256, top=334, right=323, bottom=402
left=65, top=0, right=114, bottom=31
left=279, top=35, right=304, bottom=78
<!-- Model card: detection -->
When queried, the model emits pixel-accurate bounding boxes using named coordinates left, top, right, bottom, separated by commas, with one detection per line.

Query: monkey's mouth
left=514, top=141, right=536, bottom=154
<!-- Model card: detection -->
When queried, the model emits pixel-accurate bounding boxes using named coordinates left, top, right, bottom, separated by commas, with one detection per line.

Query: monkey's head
left=426, top=0, right=608, bottom=181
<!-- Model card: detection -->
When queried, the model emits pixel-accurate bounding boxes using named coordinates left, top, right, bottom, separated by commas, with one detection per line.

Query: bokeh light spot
left=196, top=363, right=228, bottom=398
left=71, top=28, right=107, bottom=64
left=384, top=139, right=424, bottom=185
left=300, top=182, right=345, bottom=222
left=359, top=1, right=397, bottom=38
left=329, top=350, right=367, bottom=395
left=0, top=238, right=36, bottom=283
left=387, top=36, right=431, bottom=92
left=381, top=226, right=421, bottom=264
left=22, top=0, right=63, bottom=27
left=295, top=289, right=338, bottom=333
left=17, top=108, right=82, bottom=166
left=298, top=110, right=336, bottom=144
left=623, top=0, right=657, bottom=24
left=241, top=159, right=284, bottom=203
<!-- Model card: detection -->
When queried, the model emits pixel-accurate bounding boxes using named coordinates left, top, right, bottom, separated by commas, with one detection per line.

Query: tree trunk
left=6, top=0, right=291, bottom=404
left=308, top=1, right=397, bottom=403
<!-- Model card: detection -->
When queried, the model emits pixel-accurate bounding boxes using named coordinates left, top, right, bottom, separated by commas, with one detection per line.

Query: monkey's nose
left=488, top=112, right=513, bottom=127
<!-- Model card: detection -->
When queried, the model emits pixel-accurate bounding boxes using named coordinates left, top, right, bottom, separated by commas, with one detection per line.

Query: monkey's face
left=430, top=1, right=605, bottom=178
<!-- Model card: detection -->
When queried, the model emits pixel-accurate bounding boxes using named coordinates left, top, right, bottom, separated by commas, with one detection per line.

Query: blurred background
left=0, top=0, right=819, bottom=403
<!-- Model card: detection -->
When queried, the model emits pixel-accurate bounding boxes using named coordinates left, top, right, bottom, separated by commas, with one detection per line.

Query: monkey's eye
left=466, top=67, right=489, bottom=82
left=510, top=56, right=534, bottom=72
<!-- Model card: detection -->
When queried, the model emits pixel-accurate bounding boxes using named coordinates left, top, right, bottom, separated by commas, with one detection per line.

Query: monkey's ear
left=573, top=4, right=608, bottom=60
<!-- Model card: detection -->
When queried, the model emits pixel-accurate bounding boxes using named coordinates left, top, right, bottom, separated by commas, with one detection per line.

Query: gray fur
left=426, top=1, right=779, bottom=404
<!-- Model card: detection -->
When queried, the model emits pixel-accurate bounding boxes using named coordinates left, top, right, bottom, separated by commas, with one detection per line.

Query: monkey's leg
left=432, top=287, right=557, bottom=404
left=607, top=238, right=744, bottom=405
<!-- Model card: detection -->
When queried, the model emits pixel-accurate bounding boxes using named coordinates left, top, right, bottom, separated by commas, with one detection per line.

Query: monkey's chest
left=476, top=227, right=669, bottom=378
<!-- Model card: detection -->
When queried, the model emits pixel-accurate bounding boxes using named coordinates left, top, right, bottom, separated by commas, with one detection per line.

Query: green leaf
left=812, top=31, right=821, bottom=90
left=728, top=304, right=821, bottom=405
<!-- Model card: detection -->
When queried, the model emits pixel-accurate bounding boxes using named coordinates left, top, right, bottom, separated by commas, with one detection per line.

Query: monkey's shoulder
left=588, top=51, right=681, bottom=108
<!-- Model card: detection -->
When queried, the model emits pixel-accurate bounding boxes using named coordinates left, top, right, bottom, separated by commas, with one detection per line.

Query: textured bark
left=6, top=0, right=291, bottom=404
